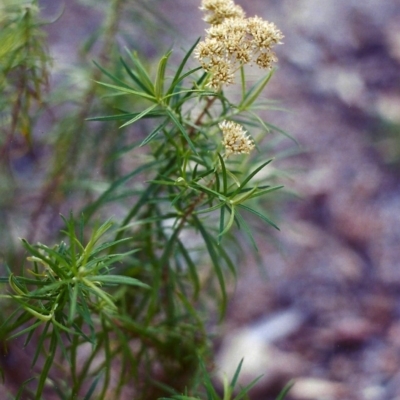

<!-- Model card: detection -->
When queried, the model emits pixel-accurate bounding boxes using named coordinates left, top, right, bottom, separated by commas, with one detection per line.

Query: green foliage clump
left=0, top=0, right=49, bottom=151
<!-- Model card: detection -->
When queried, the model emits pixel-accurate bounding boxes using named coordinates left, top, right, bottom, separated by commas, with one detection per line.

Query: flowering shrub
left=0, top=0, right=291, bottom=399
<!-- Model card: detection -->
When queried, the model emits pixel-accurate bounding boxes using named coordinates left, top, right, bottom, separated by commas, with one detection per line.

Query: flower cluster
left=219, top=120, right=255, bottom=157
left=194, top=0, right=284, bottom=89
left=200, top=0, right=245, bottom=25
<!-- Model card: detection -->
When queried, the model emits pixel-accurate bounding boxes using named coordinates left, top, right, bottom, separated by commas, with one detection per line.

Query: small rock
left=290, top=377, right=349, bottom=400
left=376, top=93, right=400, bottom=124
left=317, top=317, right=375, bottom=348
left=216, top=313, right=306, bottom=391
left=362, top=385, right=387, bottom=400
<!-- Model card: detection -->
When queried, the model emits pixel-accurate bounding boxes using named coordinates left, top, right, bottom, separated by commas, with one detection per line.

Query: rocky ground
left=6, top=0, right=400, bottom=399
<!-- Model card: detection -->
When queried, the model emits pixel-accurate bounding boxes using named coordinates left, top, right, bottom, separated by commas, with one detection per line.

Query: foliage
left=0, top=0, right=49, bottom=152
left=0, top=0, right=293, bottom=399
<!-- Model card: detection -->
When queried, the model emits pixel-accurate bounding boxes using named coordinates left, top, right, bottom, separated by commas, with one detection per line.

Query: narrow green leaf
left=68, top=283, right=79, bottom=325
left=275, top=381, right=295, bottom=400
left=234, top=211, right=258, bottom=251
left=7, top=320, right=41, bottom=341
left=119, top=104, right=158, bottom=128
left=240, top=69, right=274, bottom=110
left=6, top=276, right=48, bottom=286
left=230, top=358, right=244, bottom=388
left=194, top=202, right=224, bottom=215
left=155, top=50, right=172, bottom=99
left=226, top=169, right=241, bottom=187
left=164, top=88, right=215, bottom=100
left=177, top=239, right=200, bottom=299
left=52, top=322, right=71, bottom=361
left=82, top=159, right=161, bottom=220
left=173, top=88, right=216, bottom=108
left=216, top=240, right=237, bottom=278
left=15, top=378, right=35, bottom=400
left=31, top=321, right=50, bottom=368
left=217, top=153, right=228, bottom=195
left=87, top=275, right=150, bottom=289
left=245, top=185, right=283, bottom=200
left=243, top=109, right=272, bottom=136
left=239, top=159, right=273, bottom=190
left=125, top=48, right=155, bottom=94
left=76, top=288, right=96, bottom=344
left=28, top=281, right=66, bottom=298
left=191, top=163, right=199, bottom=180
left=231, top=186, right=259, bottom=205
left=192, top=166, right=215, bottom=180
left=218, top=205, right=235, bottom=237
left=33, top=248, right=69, bottom=278
left=119, top=56, right=154, bottom=95
left=52, top=380, right=68, bottom=400
left=237, top=204, right=280, bottom=230
left=165, top=109, right=197, bottom=154
left=89, top=237, right=132, bottom=257
left=83, top=252, right=132, bottom=272
left=92, top=60, right=133, bottom=90
left=8, top=274, right=27, bottom=296
left=35, top=329, right=58, bottom=400
left=167, top=66, right=203, bottom=97
left=114, top=158, right=179, bottom=242
left=199, top=359, right=220, bottom=399
left=21, top=240, right=67, bottom=279
left=218, top=206, right=226, bottom=247
left=82, top=279, right=116, bottom=310
left=140, top=118, right=169, bottom=146
left=233, top=375, right=263, bottom=400
left=87, top=110, right=165, bottom=122
left=171, top=188, right=188, bottom=206
left=99, top=317, right=111, bottom=399
left=261, top=120, right=299, bottom=143
left=24, top=318, right=38, bottom=347
left=215, top=171, right=220, bottom=193
left=65, top=215, right=77, bottom=274
left=0, top=306, right=31, bottom=337
left=240, top=64, right=246, bottom=102
left=11, top=298, right=53, bottom=322
left=168, top=38, right=200, bottom=94
left=191, top=181, right=226, bottom=200
left=95, top=80, right=156, bottom=102
left=149, top=179, right=178, bottom=186
left=192, top=215, right=227, bottom=318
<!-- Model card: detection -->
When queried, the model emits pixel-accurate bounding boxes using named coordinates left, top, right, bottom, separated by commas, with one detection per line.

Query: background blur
left=2, top=0, right=400, bottom=399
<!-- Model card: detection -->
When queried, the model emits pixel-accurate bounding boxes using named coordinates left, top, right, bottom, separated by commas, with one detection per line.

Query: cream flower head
left=219, top=120, right=255, bottom=157
left=200, top=0, right=245, bottom=25
left=195, top=0, right=284, bottom=89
